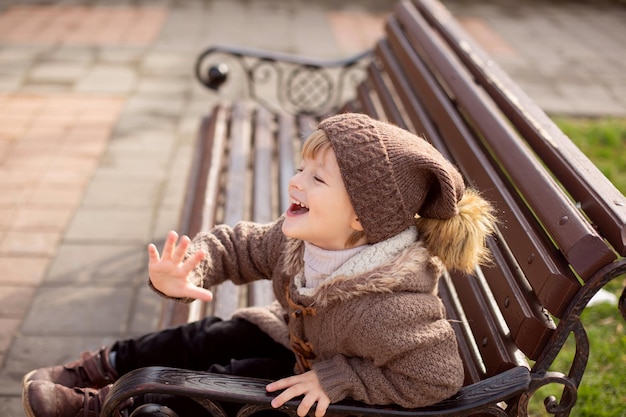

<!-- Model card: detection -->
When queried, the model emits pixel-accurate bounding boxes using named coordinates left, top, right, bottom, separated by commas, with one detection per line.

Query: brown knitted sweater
left=180, top=217, right=464, bottom=408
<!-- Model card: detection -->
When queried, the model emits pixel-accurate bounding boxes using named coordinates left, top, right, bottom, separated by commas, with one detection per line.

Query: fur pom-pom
left=415, top=189, right=496, bottom=273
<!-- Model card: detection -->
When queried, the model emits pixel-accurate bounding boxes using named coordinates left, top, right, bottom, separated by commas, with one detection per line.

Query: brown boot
left=23, top=347, right=118, bottom=389
left=22, top=381, right=131, bottom=417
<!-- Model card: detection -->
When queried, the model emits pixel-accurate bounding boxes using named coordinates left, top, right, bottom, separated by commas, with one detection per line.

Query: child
left=23, top=113, right=496, bottom=417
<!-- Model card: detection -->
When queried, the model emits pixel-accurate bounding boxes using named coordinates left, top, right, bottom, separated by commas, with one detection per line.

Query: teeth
left=290, top=197, right=308, bottom=208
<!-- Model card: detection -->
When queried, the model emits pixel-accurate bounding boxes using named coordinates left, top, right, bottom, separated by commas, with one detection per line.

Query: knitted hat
left=318, top=113, right=465, bottom=244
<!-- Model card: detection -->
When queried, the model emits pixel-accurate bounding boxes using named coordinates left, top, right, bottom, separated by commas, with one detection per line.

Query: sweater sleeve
left=190, top=218, right=286, bottom=286
left=312, top=293, right=464, bottom=408
left=150, top=218, right=286, bottom=302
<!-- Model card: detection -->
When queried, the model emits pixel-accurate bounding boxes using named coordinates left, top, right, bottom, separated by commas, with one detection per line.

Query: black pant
left=110, top=317, right=296, bottom=416
left=112, top=317, right=295, bottom=380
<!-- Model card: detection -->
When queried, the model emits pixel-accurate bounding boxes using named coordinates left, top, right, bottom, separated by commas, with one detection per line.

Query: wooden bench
left=103, top=0, right=626, bottom=416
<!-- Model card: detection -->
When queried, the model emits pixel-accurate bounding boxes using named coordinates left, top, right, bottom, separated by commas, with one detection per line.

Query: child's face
left=282, top=147, right=363, bottom=250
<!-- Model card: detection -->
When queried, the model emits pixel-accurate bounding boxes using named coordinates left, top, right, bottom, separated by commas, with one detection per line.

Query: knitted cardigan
left=176, top=217, right=464, bottom=408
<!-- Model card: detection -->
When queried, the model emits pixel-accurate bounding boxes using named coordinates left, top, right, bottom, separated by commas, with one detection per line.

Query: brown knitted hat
left=318, top=113, right=465, bottom=244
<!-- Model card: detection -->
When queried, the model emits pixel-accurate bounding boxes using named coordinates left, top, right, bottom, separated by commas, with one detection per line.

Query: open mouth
left=288, top=197, right=309, bottom=215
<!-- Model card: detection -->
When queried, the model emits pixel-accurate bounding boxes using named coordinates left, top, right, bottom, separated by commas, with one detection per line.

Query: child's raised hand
left=147, top=231, right=213, bottom=301
left=267, top=371, right=330, bottom=417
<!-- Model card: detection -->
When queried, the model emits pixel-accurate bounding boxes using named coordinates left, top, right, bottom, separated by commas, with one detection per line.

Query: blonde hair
left=415, top=189, right=496, bottom=273
left=302, top=130, right=366, bottom=248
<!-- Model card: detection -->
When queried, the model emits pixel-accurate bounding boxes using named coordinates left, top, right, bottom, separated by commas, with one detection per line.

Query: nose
left=289, top=171, right=303, bottom=191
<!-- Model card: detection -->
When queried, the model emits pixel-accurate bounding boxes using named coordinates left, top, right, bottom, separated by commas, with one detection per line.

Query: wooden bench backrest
left=343, top=0, right=626, bottom=384
left=168, top=103, right=319, bottom=323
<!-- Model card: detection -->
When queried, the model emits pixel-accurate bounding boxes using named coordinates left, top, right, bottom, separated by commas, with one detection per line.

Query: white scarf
left=303, top=241, right=368, bottom=289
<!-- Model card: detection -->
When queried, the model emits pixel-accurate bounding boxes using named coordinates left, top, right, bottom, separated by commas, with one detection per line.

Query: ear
left=351, top=217, right=364, bottom=232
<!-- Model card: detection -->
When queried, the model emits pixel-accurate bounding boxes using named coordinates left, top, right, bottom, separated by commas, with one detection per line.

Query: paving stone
left=291, top=8, right=341, bottom=58
left=11, top=207, right=74, bottom=232
left=75, top=65, right=138, bottom=93
left=0, top=208, right=14, bottom=229
left=0, top=318, right=20, bottom=352
left=92, top=153, right=171, bottom=182
left=0, top=285, right=35, bottom=318
left=64, top=208, right=153, bottom=242
left=45, top=243, right=146, bottom=286
left=129, top=285, right=163, bottom=334
left=153, top=8, right=206, bottom=51
left=106, top=128, right=177, bottom=153
left=31, top=184, right=86, bottom=205
left=141, top=51, right=195, bottom=77
left=113, top=113, right=179, bottom=137
left=28, top=62, right=89, bottom=84
left=0, top=256, right=50, bottom=286
left=0, top=5, right=168, bottom=46
left=557, top=83, right=623, bottom=117
left=81, top=178, right=161, bottom=209
left=0, top=396, right=22, bottom=416
left=97, top=46, right=145, bottom=64
left=327, top=11, right=387, bottom=55
left=152, top=206, right=181, bottom=242
left=0, top=45, right=46, bottom=61
left=0, top=231, right=60, bottom=257
left=21, top=287, right=134, bottom=335
left=42, top=45, right=97, bottom=62
left=123, top=95, right=185, bottom=119
left=136, top=76, right=191, bottom=96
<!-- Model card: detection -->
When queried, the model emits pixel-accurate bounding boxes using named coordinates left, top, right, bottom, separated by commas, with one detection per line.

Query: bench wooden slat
left=188, top=105, right=232, bottom=322
left=278, top=113, right=298, bottom=213
left=253, top=106, right=275, bottom=224
left=415, top=0, right=626, bottom=257
left=437, top=280, right=484, bottom=385
left=449, top=271, right=521, bottom=377
left=356, top=81, right=379, bottom=119
left=379, top=22, right=581, bottom=318
left=162, top=105, right=231, bottom=326
left=395, top=1, right=616, bottom=280
left=366, top=62, right=407, bottom=129
left=212, top=102, right=253, bottom=318
left=481, top=236, right=555, bottom=360
left=370, top=41, right=434, bottom=141
left=249, top=106, right=277, bottom=307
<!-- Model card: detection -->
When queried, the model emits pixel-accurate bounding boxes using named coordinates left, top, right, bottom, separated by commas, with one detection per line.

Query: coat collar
left=283, top=227, right=443, bottom=307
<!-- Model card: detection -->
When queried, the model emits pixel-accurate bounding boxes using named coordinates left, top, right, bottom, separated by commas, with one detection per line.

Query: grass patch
left=528, top=280, right=626, bottom=417
left=527, top=117, right=626, bottom=417
left=552, top=117, right=626, bottom=193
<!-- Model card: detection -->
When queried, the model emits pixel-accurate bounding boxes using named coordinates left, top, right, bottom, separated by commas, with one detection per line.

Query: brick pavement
left=0, top=0, right=624, bottom=415
left=0, top=2, right=389, bottom=414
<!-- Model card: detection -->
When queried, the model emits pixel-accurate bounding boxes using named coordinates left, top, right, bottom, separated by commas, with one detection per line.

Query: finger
left=315, top=397, right=330, bottom=417
left=161, top=231, right=179, bottom=259
left=271, top=386, right=303, bottom=409
left=183, top=284, right=213, bottom=302
left=147, top=243, right=161, bottom=263
left=297, top=395, right=316, bottom=417
left=183, top=250, right=206, bottom=275
left=267, top=375, right=300, bottom=392
left=172, top=234, right=191, bottom=263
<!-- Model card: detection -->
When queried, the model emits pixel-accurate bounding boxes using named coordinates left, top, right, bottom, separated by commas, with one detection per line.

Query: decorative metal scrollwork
left=517, top=372, right=578, bottom=416
left=237, top=404, right=297, bottom=417
left=195, top=45, right=372, bottom=116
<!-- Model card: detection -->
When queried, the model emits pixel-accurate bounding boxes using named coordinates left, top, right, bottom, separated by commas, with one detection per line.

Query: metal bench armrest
left=101, top=366, right=531, bottom=417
